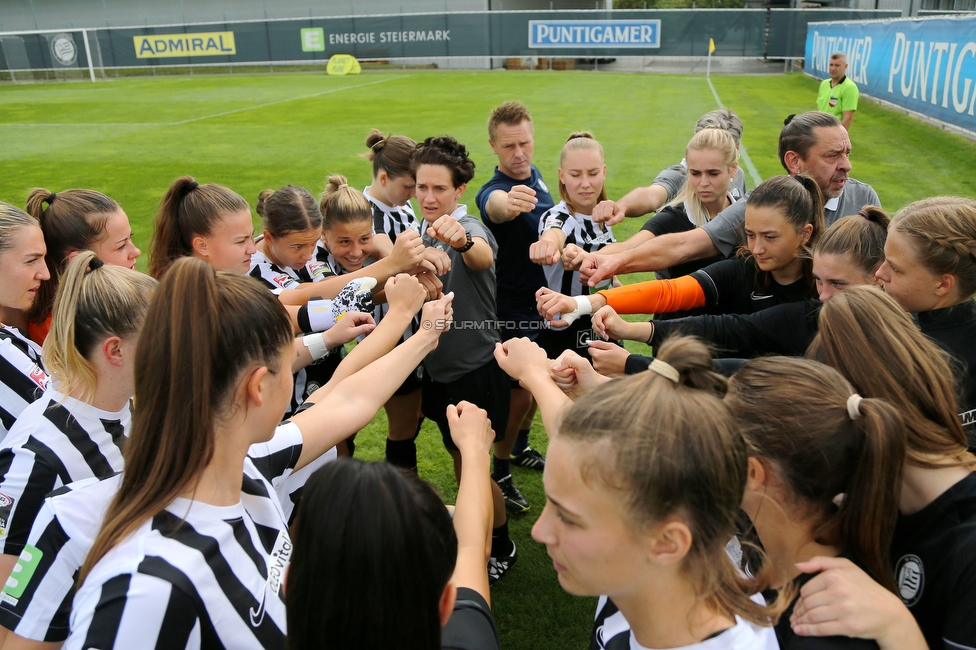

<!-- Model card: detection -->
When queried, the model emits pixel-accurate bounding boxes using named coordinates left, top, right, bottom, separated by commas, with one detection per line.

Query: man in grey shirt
left=582, top=111, right=880, bottom=286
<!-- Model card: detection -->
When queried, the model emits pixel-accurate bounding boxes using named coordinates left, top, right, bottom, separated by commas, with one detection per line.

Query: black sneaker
left=497, top=474, right=530, bottom=512
left=488, top=542, right=517, bottom=586
left=511, top=447, right=546, bottom=471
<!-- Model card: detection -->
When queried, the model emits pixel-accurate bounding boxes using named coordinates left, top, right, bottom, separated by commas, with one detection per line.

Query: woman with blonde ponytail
left=726, top=356, right=905, bottom=649
left=59, top=258, right=451, bottom=650
left=494, top=335, right=783, bottom=649
left=0, top=251, right=155, bottom=584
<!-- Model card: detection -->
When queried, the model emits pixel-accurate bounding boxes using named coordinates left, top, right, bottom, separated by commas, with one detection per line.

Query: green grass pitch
left=1, top=69, right=975, bottom=649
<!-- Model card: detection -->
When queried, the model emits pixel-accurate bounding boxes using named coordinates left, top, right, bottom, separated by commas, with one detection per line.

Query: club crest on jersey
left=271, top=273, right=291, bottom=289
left=0, top=492, right=14, bottom=537
left=895, top=554, right=924, bottom=607
left=307, top=262, right=329, bottom=280
left=28, top=365, right=48, bottom=389
left=538, top=179, right=549, bottom=193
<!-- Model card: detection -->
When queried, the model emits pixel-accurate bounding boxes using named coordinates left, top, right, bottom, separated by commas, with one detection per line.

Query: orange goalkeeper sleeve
left=597, top=275, right=706, bottom=315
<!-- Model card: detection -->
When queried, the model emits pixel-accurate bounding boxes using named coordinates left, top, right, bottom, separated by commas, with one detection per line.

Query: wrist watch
left=452, top=231, right=475, bottom=253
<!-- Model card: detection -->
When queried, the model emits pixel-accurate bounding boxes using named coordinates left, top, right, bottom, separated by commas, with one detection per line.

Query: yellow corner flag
left=709, top=38, right=716, bottom=54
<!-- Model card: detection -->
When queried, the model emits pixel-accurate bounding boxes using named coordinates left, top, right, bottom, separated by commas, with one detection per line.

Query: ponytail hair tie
left=46, top=192, right=57, bottom=204
left=188, top=181, right=199, bottom=191
left=857, top=208, right=870, bottom=218
left=88, top=257, right=104, bottom=271
left=794, top=174, right=805, bottom=183
left=649, top=358, right=680, bottom=383
left=847, top=393, right=863, bottom=420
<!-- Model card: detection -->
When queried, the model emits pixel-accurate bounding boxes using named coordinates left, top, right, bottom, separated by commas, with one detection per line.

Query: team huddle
left=0, top=98, right=973, bottom=650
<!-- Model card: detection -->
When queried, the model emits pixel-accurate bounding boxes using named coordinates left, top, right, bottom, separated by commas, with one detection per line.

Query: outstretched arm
left=447, top=402, right=496, bottom=604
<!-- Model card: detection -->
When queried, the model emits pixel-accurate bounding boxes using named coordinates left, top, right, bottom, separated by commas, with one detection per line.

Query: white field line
left=1, top=75, right=404, bottom=128
left=707, top=75, right=762, bottom=188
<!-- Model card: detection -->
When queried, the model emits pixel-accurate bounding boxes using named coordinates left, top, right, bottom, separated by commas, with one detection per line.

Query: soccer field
left=1, top=68, right=975, bottom=649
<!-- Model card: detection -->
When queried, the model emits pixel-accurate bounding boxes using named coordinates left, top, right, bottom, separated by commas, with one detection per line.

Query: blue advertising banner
left=528, top=20, right=661, bottom=49
left=805, top=16, right=976, bottom=133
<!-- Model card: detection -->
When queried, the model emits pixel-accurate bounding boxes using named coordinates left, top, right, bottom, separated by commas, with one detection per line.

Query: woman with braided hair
left=874, top=196, right=976, bottom=443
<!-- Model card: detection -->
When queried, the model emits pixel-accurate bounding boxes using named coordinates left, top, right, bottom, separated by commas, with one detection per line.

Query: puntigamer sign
left=529, top=20, right=661, bottom=48
left=134, top=31, right=236, bottom=58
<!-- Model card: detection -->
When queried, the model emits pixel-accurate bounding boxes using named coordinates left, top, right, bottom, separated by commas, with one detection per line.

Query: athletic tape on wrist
left=303, top=333, right=330, bottom=361
left=557, top=295, right=592, bottom=326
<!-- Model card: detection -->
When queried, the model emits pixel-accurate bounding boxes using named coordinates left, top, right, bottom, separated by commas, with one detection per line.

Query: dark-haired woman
left=728, top=357, right=904, bottom=650
left=24, top=188, right=141, bottom=344
left=413, top=135, right=517, bottom=585
left=0, top=203, right=50, bottom=440
left=62, top=259, right=452, bottom=649
left=287, top=401, right=500, bottom=650
left=793, top=285, right=976, bottom=650
left=594, top=207, right=889, bottom=373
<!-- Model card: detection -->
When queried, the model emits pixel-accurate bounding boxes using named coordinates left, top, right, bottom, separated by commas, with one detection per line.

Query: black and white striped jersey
left=0, top=390, right=128, bottom=558
left=0, top=422, right=311, bottom=644
left=0, top=473, right=118, bottom=641
left=364, top=189, right=422, bottom=345
left=0, top=327, right=48, bottom=442
left=248, top=249, right=334, bottom=295
left=64, top=423, right=303, bottom=650
left=364, top=186, right=421, bottom=243
left=590, top=596, right=779, bottom=650
left=539, top=201, right=616, bottom=298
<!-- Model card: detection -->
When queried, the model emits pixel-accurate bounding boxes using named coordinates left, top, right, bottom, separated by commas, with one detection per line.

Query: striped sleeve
left=0, top=331, right=47, bottom=438
left=0, top=445, right=61, bottom=557
left=247, top=421, right=303, bottom=486
left=67, top=571, right=202, bottom=650
left=0, top=501, right=74, bottom=640
left=247, top=258, right=301, bottom=296
left=0, top=475, right=115, bottom=642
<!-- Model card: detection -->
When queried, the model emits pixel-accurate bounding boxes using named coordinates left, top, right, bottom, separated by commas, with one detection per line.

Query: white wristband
left=557, top=296, right=593, bottom=326
left=575, top=295, right=593, bottom=316
left=303, top=334, right=330, bottom=361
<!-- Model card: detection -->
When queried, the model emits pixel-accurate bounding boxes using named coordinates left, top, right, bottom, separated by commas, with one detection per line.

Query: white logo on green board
left=302, top=28, right=325, bottom=52
left=2, top=544, right=43, bottom=603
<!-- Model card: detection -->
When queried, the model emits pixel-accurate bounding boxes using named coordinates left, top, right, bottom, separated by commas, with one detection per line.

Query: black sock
left=492, top=457, right=511, bottom=482
left=512, top=428, right=531, bottom=456
left=491, top=521, right=513, bottom=557
left=386, top=438, right=417, bottom=472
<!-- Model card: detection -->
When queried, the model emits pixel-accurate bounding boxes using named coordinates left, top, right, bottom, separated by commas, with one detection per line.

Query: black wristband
left=452, top=231, right=475, bottom=253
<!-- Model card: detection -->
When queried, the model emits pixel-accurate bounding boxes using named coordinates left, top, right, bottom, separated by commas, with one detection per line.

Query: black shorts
left=421, top=358, right=511, bottom=452
left=535, top=316, right=597, bottom=361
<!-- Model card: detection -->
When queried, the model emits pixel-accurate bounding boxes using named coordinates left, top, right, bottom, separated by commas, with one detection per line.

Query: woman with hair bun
left=543, top=173, right=824, bottom=334
left=362, top=130, right=450, bottom=473
left=874, top=196, right=976, bottom=441
left=495, top=335, right=784, bottom=649
left=596, top=206, right=889, bottom=370
left=0, top=251, right=156, bottom=585
left=0, top=203, right=50, bottom=440
left=24, top=188, right=141, bottom=343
